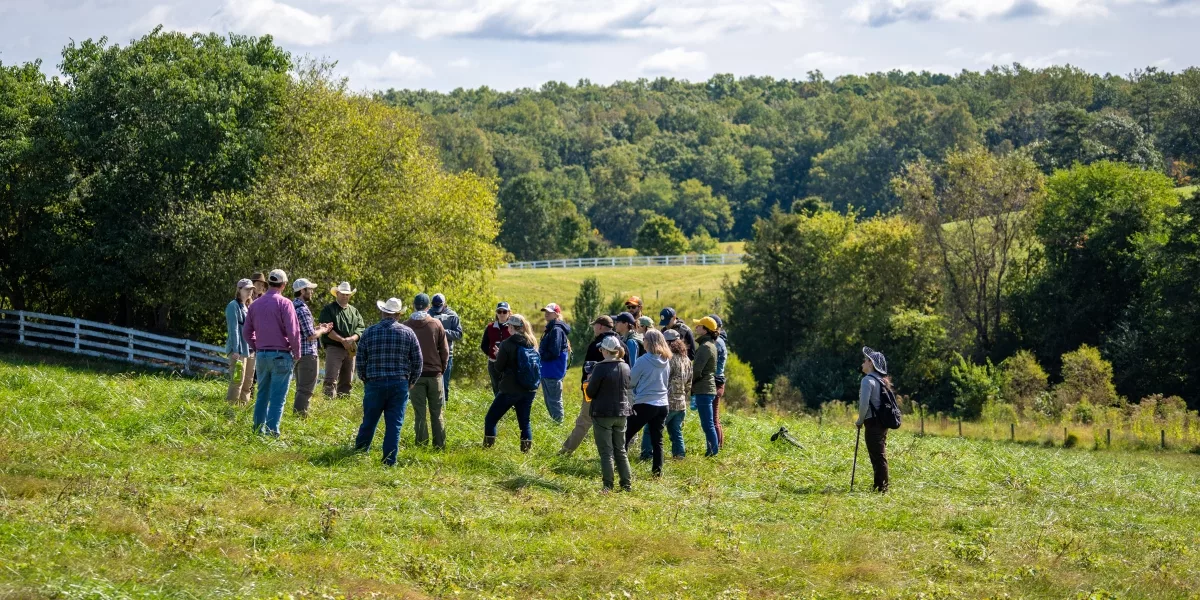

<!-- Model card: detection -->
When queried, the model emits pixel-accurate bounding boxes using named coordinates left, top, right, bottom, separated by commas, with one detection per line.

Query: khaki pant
left=560, top=383, right=593, bottom=454
left=410, top=375, right=446, bottom=448
left=292, top=354, right=319, bottom=415
left=323, top=345, right=355, bottom=397
left=226, top=354, right=255, bottom=403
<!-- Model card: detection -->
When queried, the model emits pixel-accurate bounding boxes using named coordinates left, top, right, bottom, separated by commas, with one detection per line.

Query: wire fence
left=504, top=253, right=745, bottom=269
left=0, top=310, right=228, bottom=375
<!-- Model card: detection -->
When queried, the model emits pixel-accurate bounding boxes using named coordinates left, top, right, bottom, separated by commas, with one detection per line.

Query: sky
left=1, top=0, right=1198, bottom=92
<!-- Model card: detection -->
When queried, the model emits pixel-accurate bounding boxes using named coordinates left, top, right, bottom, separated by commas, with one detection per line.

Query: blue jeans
left=665, top=409, right=686, bottom=457
left=484, top=391, right=535, bottom=441
left=639, top=423, right=653, bottom=459
left=542, top=378, right=564, bottom=423
left=693, top=394, right=719, bottom=456
left=252, top=351, right=294, bottom=435
left=355, top=378, right=410, bottom=465
left=442, top=356, right=453, bottom=403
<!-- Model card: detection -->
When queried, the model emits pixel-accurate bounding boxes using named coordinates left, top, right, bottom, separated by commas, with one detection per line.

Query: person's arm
left=683, top=362, right=693, bottom=399
left=585, top=365, right=604, bottom=401
left=225, top=303, right=240, bottom=356
left=408, top=331, right=424, bottom=388
left=356, top=332, right=368, bottom=381
left=715, top=339, right=727, bottom=381
left=351, top=309, right=366, bottom=341
left=444, top=313, right=464, bottom=343
left=625, top=339, right=639, bottom=365
left=437, top=325, right=450, bottom=372
left=856, top=377, right=875, bottom=427
left=692, top=347, right=711, bottom=387
left=285, top=304, right=302, bottom=360
left=242, top=305, right=256, bottom=353
left=494, top=339, right=510, bottom=373
left=480, top=326, right=490, bottom=356
left=629, top=359, right=645, bottom=393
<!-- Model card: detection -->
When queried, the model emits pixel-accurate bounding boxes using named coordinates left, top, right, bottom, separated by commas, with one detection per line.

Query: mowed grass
left=2, top=350, right=1200, bottom=599
left=495, top=264, right=744, bottom=323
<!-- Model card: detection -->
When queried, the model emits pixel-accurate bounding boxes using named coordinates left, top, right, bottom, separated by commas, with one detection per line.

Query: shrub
left=1072, top=400, right=1096, bottom=424
left=1055, top=344, right=1120, bottom=408
left=570, top=277, right=603, bottom=365
left=950, top=354, right=999, bottom=419
left=1064, top=433, right=1080, bottom=448
left=636, top=215, right=689, bottom=256
left=688, top=228, right=719, bottom=254
left=722, top=350, right=758, bottom=408
left=764, top=375, right=804, bottom=411
left=998, top=350, right=1048, bottom=412
left=981, top=400, right=1019, bottom=424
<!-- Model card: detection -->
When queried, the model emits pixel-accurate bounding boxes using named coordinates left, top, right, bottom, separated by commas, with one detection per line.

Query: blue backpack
left=514, top=345, right=542, bottom=391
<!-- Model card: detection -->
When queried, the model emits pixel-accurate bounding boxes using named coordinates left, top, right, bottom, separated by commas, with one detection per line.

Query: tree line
left=383, top=66, right=1198, bottom=261
left=0, top=29, right=502, bottom=377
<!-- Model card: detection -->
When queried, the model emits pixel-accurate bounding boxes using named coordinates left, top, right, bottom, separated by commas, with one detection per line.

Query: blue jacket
left=225, top=299, right=249, bottom=355
left=714, top=335, right=728, bottom=383
left=539, top=319, right=571, bottom=380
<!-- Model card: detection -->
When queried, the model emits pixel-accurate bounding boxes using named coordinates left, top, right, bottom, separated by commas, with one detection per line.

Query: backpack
left=514, top=344, right=542, bottom=391
left=872, top=376, right=902, bottom=429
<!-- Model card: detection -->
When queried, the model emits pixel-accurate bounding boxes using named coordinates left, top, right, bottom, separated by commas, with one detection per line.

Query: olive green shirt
left=318, top=302, right=365, bottom=348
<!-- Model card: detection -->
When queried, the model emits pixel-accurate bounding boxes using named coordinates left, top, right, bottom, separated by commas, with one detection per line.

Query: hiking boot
left=520, top=439, right=533, bottom=453
left=483, top=435, right=496, bottom=448
left=621, top=484, right=632, bottom=493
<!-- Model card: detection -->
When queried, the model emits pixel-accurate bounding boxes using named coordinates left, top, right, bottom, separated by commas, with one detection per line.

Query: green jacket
left=318, top=302, right=365, bottom=348
left=691, top=333, right=717, bottom=396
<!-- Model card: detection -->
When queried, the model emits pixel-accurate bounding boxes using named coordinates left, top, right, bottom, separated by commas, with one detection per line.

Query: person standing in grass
left=320, top=282, right=365, bottom=399
left=690, top=316, right=720, bottom=456
left=636, top=315, right=654, bottom=337
left=354, top=298, right=423, bottom=466
left=225, top=278, right=256, bottom=404
left=856, top=347, right=893, bottom=493
left=560, top=315, right=620, bottom=456
left=663, top=329, right=692, bottom=458
left=659, top=307, right=696, bottom=359
left=481, top=302, right=513, bottom=398
left=586, top=335, right=634, bottom=492
left=484, top=314, right=538, bottom=453
left=242, top=269, right=302, bottom=436
left=292, top=278, right=333, bottom=417
left=404, top=293, right=450, bottom=449
left=708, top=314, right=728, bottom=448
left=624, top=329, right=672, bottom=477
left=538, top=303, right=571, bottom=424
left=614, top=312, right=643, bottom=366
left=428, top=293, right=463, bottom=403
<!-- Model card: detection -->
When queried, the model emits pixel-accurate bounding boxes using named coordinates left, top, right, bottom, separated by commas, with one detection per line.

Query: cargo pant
left=323, top=344, right=355, bottom=398
left=410, top=375, right=446, bottom=448
left=226, top=354, right=255, bottom=404
left=292, top=354, right=319, bottom=415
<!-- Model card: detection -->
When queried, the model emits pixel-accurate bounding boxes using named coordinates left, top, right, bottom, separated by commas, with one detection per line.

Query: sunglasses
left=624, top=304, right=638, bottom=308
left=496, top=310, right=510, bottom=314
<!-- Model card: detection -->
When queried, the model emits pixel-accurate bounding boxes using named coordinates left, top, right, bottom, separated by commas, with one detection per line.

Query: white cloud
left=638, top=47, right=708, bottom=74
left=212, top=0, right=341, bottom=46
left=947, top=46, right=1108, bottom=68
left=796, top=51, right=865, bottom=72
left=129, top=4, right=207, bottom=35
left=448, top=57, right=473, bottom=68
left=848, top=0, right=1118, bottom=26
left=346, top=52, right=434, bottom=88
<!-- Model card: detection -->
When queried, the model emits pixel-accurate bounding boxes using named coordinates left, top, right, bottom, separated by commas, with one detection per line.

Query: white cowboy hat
left=376, top=297, right=404, bottom=315
left=330, top=281, right=357, bottom=296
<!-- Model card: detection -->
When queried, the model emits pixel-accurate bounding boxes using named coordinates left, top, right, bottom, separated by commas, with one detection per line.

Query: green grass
left=495, top=264, right=744, bottom=324
left=3, top=349, right=1200, bottom=599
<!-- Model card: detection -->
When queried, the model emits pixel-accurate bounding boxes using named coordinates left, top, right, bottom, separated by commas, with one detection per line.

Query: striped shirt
left=356, top=318, right=423, bottom=383
left=293, top=297, right=319, bottom=357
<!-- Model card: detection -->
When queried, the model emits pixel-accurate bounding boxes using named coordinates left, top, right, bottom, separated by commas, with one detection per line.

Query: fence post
left=958, top=418, right=962, bottom=437
left=1106, top=428, right=1111, bottom=447
left=184, top=340, right=192, bottom=374
left=919, top=404, right=924, bottom=436
left=698, top=288, right=702, bottom=299
left=18, top=310, right=25, bottom=344
left=1162, top=429, right=1166, bottom=449
left=1063, top=427, right=1068, bottom=445
left=74, top=318, right=81, bottom=351
left=127, top=330, right=135, bottom=361
left=1010, top=422, right=1015, bottom=441
left=818, top=413, right=822, bottom=427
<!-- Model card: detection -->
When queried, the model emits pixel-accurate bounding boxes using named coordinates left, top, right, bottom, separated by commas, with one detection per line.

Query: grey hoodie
left=629, top=352, right=670, bottom=407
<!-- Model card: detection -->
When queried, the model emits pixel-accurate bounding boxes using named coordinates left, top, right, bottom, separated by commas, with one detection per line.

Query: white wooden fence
left=505, top=253, right=745, bottom=269
left=0, top=310, right=228, bottom=375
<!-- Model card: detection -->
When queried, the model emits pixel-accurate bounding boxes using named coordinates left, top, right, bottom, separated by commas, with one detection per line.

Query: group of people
left=225, top=270, right=891, bottom=493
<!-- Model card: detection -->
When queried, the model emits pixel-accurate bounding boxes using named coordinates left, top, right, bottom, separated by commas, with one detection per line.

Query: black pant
left=625, top=404, right=668, bottom=475
left=487, top=360, right=501, bottom=397
left=864, top=418, right=889, bottom=492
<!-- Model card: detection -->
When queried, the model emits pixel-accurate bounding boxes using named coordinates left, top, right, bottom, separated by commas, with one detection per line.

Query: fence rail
left=0, top=310, right=228, bottom=375
left=504, top=253, right=745, bottom=269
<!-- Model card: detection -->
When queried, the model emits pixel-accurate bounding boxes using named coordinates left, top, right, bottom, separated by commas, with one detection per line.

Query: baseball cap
left=659, top=307, right=676, bottom=327
left=292, top=278, right=318, bottom=292
left=624, top=295, right=643, bottom=308
left=638, top=316, right=654, bottom=328
left=236, top=278, right=254, bottom=290
left=267, top=269, right=288, bottom=285
left=600, top=335, right=623, bottom=353
left=614, top=312, right=636, bottom=326
left=496, top=302, right=511, bottom=312
left=693, top=316, right=719, bottom=332
left=663, top=329, right=680, bottom=342
left=592, top=315, right=614, bottom=328
left=504, top=314, right=527, bottom=328
left=414, top=293, right=430, bottom=309
left=541, top=302, right=562, bottom=315
left=708, top=314, right=724, bottom=329
left=431, top=293, right=446, bottom=307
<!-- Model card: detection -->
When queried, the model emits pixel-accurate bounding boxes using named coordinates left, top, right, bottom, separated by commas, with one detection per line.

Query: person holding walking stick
left=855, top=347, right=893, bottom=493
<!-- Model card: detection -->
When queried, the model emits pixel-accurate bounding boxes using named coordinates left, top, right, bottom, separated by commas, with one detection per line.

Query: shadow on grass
left=548, top=458, right=597, bottom=479
left=309, top=444, right=361, bottom=467
left=778, top=481, right=839, bottom=496
left=0, top=347, right=221, bottom=382
left=497, top=474, right=568, bottom=494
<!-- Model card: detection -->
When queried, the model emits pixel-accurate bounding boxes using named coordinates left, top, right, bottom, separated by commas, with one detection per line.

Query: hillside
left=2, top=350, right=1199, bottom=598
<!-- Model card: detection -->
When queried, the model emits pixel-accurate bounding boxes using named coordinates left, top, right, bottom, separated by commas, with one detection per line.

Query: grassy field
left=2, top=349, right=1200, bottom=599
left=495, top=263, right=745, bottom=324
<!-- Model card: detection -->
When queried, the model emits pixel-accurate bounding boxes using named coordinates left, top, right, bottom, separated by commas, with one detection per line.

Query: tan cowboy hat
left=376, top=297, right=404, bottom=315
left=330, top=281, right=357, bottom=296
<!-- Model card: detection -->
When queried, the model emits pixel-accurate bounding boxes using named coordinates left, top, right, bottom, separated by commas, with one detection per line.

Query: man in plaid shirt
left=354, top=297, right=423, bottom=466
left=291, top=279, right=332, bottom=417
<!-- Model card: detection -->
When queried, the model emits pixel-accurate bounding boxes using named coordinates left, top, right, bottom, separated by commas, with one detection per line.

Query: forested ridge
left=384, top=67, right=1192, bottom=259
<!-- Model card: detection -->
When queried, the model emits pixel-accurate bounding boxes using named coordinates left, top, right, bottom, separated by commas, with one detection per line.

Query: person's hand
left=856, top=421, right=863, bottom=429
left=342, top=339, right=354, bottom=350
left=230, top=352, right=241, bottom=361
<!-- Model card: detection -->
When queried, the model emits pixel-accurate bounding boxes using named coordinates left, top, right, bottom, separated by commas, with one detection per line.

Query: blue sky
left=1, top=0, right=1197, bottom=92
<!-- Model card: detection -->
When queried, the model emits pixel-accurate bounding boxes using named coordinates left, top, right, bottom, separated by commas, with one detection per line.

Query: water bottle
left=690, top=395, right=696, bottom=411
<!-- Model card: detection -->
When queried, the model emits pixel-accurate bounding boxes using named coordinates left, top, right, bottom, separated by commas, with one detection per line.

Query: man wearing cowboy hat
left=291, top=278, right=334, bottom=417
left=354, top=297, right=423, bottom=466
left=320, top=281, right=366, bottom=398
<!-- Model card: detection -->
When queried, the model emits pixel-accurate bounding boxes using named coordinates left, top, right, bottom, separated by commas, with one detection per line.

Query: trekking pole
left=850, top=426, right=861, bottom=491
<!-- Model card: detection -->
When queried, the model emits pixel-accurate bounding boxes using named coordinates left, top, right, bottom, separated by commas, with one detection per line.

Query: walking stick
left=850, top=426, right=861, bottom=491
